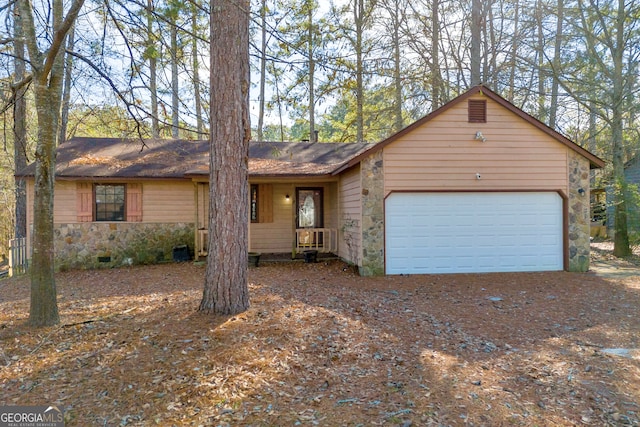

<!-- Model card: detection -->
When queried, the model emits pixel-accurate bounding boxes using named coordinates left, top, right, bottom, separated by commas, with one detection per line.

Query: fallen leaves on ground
left=1, top=247, right=639, bottom=426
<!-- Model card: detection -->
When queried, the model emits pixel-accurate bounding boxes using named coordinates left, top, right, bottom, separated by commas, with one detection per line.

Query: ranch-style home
left=17, top=85, right=604, bottom=275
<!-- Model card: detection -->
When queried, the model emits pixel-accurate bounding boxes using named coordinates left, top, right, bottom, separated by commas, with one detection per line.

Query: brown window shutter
left=76, top=182, right=93, bottom=222
left=258, top=184, right=273, bottom=223
left=126, top=183, right=143, bottom=222
left=468, top=100, right=487, bottom=123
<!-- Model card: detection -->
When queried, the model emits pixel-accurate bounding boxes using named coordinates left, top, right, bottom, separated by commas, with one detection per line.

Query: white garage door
left=385, top=192, right=563, bottom=274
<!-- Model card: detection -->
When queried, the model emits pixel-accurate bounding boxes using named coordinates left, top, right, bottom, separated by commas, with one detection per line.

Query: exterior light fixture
left=285, top=194, right=290, bottom=201
left=578, top=188, right=585, bottom=196
left=474, top=131, right=487, bottom=142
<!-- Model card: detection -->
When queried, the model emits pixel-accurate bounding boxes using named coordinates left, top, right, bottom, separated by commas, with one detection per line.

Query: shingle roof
left=16, top=137, right=374, bottom=178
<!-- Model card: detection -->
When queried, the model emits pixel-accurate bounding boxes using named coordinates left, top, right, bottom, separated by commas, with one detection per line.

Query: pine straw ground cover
left=1, top=255, right=639, bottom=426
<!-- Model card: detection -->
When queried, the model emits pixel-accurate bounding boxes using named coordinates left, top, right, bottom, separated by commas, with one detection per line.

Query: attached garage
left=385, top=192, right=564, bottom=274
left=336, top=85, right=605, bottom=276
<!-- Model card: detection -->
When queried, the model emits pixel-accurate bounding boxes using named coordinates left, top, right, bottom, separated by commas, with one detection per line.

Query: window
left=296, top=188, right=324, bottom=229
left=468, top=99, right=487, bottom=123
left=250, top=184, right=259, bottom=223
left=77, top=182, right=143, bottom=222
left=296, top=187, right=324, bottom=246
left=250, top=184, right=273, bottom=223
left=95, top=184, right=126, bottom=221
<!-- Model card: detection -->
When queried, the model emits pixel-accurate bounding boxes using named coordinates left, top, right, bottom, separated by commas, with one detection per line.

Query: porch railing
left=296, top=228, right=337, bottom=253
left=196, top=227, right=337, bottom=257
left=197, top=229, right=208, bottom=257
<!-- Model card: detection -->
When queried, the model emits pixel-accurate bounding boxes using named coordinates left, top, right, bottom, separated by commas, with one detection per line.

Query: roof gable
left=335, top=85, right=605, bottom=173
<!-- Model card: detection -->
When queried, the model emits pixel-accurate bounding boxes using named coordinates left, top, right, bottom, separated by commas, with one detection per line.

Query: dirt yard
left=1, top=246, right=639, bottom=426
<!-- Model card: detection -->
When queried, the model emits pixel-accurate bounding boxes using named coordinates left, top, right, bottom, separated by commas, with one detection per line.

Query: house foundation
left=53, top=223, right=194, bottom=270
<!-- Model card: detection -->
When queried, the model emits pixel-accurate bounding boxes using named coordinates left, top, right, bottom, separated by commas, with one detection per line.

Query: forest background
left=1, top=0, right=639, bottom=259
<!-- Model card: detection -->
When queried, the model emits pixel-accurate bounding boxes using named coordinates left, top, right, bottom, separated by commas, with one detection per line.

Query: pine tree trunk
left=548, top=0, right=563, bottom=129
left=147, top=0, right=159, bottom=138
left=171, top=20, right=180, bottom=139
left=257, top=0, right=267, bottom=142
left=191, top=2, right=204, bottom=137
left=307, top=2, right=315, bottom=142
left=199, top=0, right=250, bottom=315
left=612, top=0, right=631, bottom=257
left=392, top=0, right=403, bottom=130
left=355, top=0, right=364, bottom=143
left=470, top=0, right=482, bottom=86
left=536, top=0, right=546, bottom=120
left=431, top=0, right=442, bottom=109
left=13, top=4, right=28, bottom=240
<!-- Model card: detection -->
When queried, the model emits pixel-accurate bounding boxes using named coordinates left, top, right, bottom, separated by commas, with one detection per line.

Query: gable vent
left=468, top=100, right=487, bottom=123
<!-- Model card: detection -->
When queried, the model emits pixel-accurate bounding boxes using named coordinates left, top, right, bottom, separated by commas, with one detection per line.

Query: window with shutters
left=76, top=183, right=143, bottom=222
left=468, top=99, right=487, bottom=123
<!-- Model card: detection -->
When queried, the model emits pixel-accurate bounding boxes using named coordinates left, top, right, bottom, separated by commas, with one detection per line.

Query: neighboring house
left=626, top=158, right=640, bottom=238
left=602, top=155, right=640, bottom=237
left=17, top=86, right=604, bottom=275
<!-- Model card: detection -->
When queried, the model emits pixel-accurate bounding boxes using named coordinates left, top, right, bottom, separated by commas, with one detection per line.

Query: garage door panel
left=385, top=192, right=563, bottom=274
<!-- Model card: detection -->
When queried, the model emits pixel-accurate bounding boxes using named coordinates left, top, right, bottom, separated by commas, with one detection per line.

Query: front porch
left=193, top=181, right=340, bottom=259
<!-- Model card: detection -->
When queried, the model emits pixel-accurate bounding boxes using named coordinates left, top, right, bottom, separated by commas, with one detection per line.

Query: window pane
left=95, top=184, right=126, bottom=221
left=250, top=184, right=258, bottom=223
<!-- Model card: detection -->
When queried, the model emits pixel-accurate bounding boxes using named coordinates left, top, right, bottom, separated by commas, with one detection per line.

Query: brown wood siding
left=338, top=166, right=362, bottom=264
left=249, top=183, right=295, bottom=253
left=384, top=95, right=570, bottom=194
left=141, top=181, right=194, bottom=222
left=324, top=182, right=338, bottom=231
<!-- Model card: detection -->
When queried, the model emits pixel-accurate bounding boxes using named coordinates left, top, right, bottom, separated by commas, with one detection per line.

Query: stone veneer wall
left=53, top=222, right=195, bottom=270
left=568, top=151, right=591, bottom=272
left=359, top=151, right=385, bottom=276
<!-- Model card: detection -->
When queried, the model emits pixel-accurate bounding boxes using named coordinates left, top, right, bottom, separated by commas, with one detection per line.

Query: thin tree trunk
left=355, top=0, right=364, bottom=143
left=484, top=4, right=492, bottom=87
left=257, top=0, right=267, bottom=141
left=308, top=2, right=315, bottom=142
left=430, top=0, right=441, bottom=109
left=391, top=0, right=403, bottom=129
left=171, top=19, right=180, bottom=139
left=199, top=0, right=250, bottom=315
left=192, top=2, right=204, bottom=137
left=148, top=0, right=159, bottom=138
left=536, top=0, right=546, bottom=120
left=612, top=0, right=630, bottom=257
left=548, top=0, right=563, bottom=129
left=59, top=24, right=75, bottom=143
left=508, top=0, right=519, bottom=102
left=13, top=3, right=27, bottom=240
left=470, top=0, right=482, bottom=85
